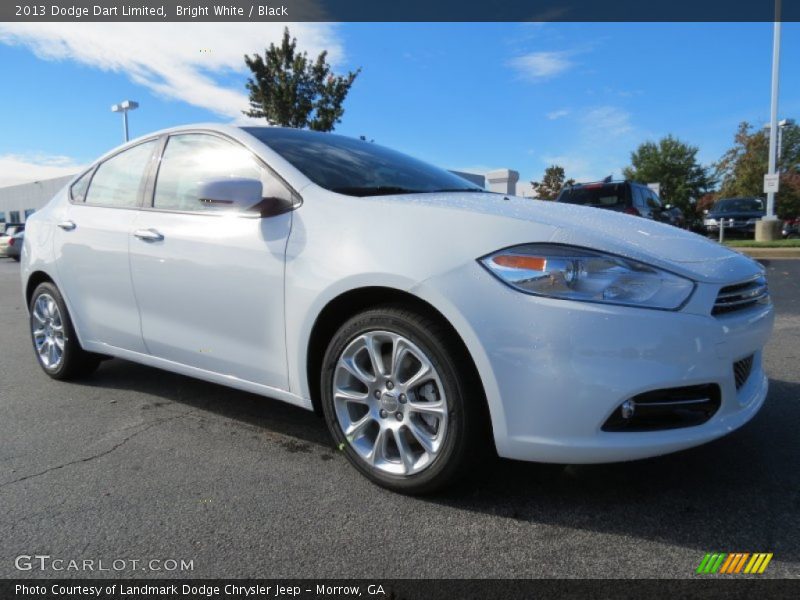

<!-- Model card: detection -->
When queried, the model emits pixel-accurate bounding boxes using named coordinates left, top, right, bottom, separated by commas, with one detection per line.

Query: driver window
left=153, top=133, right=285, bottom=212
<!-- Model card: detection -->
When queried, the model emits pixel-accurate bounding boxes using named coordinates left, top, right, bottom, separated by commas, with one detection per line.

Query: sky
left=0, top=21, right=798, bottom=189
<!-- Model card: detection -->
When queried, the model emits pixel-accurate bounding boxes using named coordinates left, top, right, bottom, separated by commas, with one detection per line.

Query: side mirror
left=197, top=177, right=263, bottom=211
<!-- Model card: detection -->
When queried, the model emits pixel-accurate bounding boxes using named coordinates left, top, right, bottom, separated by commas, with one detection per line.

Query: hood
left=383, top=192, right=763, bottom=284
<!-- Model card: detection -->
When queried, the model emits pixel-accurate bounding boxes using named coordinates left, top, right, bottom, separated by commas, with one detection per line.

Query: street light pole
left=111, top=100, right=139, bottom=142
left=756, top=0, right=784, bottom=241
left=765, top=0, right=781, bottom=221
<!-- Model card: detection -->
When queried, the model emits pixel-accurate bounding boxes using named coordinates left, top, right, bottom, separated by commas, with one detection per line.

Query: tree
left=715, top=121, right=800, bottom=218
left=243, top=28, right=360, bottom=131
left=531, top=165, right=574, bottom=200
left=623, top=135, right=714, bottom=213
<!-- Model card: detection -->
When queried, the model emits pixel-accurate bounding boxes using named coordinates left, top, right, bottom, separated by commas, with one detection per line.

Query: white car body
left=21, top=124, right=774, bottom=465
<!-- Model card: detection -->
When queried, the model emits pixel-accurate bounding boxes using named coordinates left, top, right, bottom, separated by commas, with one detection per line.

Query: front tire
left=29, top=282, right=101, bottom=380
left=321, top=305, right=486, bottom=494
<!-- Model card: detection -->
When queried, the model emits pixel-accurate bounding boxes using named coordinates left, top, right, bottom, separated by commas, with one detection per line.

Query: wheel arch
left=24, top=269, right=89, bottom=349
left=25, top=270, right=56, bottom=307
left=305, top=286, right=493, bottom=446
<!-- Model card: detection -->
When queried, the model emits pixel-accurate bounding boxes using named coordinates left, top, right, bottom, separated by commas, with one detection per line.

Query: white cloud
left=546, top=109, right=570, bottom=120
left=530, top=106, right=639, bottom=184
left=580, top=106, right=633, bottom=138
left=0, top=23, right=345, bottom=119
left=509, top=51, right=574, bottom=81
left=540, top=155, right=597, bottom=184
left=0, top=153, right=83, bottom=187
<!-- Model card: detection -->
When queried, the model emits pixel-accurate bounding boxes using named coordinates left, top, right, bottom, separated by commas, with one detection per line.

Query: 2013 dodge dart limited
left=20, top=125, right=774, bottom=493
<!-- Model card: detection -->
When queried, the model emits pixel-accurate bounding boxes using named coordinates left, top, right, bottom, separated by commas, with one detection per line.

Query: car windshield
left=557, top=183, right=626, bottom=207
left=713, top=198, right=763, bottom=213
left=242, top=127, right=483, bottom=197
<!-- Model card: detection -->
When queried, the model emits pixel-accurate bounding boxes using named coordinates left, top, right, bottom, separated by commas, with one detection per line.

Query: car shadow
left=432, top=377, right=800, bottom=562
left=83, top=359, right=799, bottom=561
left=84, top=359, right=332, bottom=448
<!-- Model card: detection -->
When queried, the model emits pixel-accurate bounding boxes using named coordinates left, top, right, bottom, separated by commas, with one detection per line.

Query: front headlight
left=479, top=244, right=695, bottom=310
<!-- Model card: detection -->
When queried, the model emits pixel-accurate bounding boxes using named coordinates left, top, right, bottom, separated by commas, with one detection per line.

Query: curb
left=730, top=247, right=800, bottom=259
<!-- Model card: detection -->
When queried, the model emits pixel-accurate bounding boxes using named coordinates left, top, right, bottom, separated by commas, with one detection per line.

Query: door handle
left=133, top=228, right=164, bottom=242
left=57, top=220, right=76, bottom=231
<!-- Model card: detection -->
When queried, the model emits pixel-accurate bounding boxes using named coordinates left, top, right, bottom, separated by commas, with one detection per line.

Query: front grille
left=713, top=275, right=769, bottom=315
left=602, top=384, right=721, bottom=432
left=734, top=355, right=754, bottom=390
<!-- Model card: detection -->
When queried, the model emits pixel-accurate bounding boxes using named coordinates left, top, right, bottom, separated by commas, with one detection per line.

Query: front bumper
left=705, top=220, right=758, bottom=235
left=415, top=263, right=774, bottom=464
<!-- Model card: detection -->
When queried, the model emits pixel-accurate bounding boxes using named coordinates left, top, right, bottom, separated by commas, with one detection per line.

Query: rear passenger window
left=70, top=169, right=93, bottom=203
left=84, top=140, right=156, bottom=208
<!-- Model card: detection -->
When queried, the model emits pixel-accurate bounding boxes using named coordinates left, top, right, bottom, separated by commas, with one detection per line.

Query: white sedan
left=21, top=124, right=774, bottom=493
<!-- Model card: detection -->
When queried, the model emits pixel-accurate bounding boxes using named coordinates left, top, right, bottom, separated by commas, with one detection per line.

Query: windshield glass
left=557, top=183, right=627, bottom=207
left=243, top=127, right=482, bottom=196
left=713, top=198, right=764, bottom=213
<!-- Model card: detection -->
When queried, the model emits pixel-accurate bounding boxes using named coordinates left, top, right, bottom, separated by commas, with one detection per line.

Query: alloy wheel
left=332, top=330, right=449, bottom=476
left=31, top=293, right=65, bottom=370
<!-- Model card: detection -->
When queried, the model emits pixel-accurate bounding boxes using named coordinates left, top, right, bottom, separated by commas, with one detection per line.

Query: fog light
left=621, top=399, right=636, bottom=420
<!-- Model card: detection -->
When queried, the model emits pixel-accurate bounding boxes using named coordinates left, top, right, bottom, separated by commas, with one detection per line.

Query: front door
left=128, top=132, right=292, bottom=389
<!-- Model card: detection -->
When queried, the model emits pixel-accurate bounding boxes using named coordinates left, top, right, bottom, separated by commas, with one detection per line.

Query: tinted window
left=712, top=198, right=764, bottom=213
left=85, top=141, right=156, bottom=208
left=70, top=169, right=93, bottom=203
left=153, top=134, right=287, bottom=212
left=558, top=183, right=628, bottom=208
left=646, top=190, right=662, bottom=209
left=243, top=127, right=482, bottom=197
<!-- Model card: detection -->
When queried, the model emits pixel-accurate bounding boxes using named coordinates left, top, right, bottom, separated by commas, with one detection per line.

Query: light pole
left=764, top=119, right=795, bottom=170
left=111, top=100, right=139, bottom=142
left=757, top=0, right=783, bottom=240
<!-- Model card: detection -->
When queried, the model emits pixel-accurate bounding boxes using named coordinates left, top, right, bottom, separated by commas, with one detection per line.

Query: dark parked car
left=782, top=217, right=799, bottom=239
left=662, top=205, right=686, bottom=229
left=703, top=198, right=765, bottom=237
left=556, top=180, right=665, bottom=221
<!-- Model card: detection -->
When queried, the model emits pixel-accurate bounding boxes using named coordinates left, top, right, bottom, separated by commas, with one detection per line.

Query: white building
left=0, top=175, right=74, bottom=225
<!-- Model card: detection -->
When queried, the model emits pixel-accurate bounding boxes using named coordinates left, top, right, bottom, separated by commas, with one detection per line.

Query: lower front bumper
left=415, top=263, right=775, bottom=464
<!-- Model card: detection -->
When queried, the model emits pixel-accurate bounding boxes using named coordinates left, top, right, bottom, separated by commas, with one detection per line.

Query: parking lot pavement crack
left=0, top=410, right=198, bottom=491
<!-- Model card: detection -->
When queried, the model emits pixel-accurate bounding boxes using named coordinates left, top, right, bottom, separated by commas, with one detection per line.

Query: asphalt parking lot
left=1, top=257, right=798, bottom=579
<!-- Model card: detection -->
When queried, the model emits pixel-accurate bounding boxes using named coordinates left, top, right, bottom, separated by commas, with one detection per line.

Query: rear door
left=54, top=139, right=158, bottom=352
left=128, top=132, right=292, bottom=389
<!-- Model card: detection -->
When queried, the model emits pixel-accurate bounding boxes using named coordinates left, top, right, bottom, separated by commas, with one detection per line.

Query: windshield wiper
left=331, top=186, right=426, bottom=197
left=427, top=188, right=484, bottom=193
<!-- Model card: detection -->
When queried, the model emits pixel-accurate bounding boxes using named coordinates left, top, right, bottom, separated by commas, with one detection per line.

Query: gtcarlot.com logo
left=15, top=555, right=194, bottom=572
left=696, top=552, right=773, bottom=574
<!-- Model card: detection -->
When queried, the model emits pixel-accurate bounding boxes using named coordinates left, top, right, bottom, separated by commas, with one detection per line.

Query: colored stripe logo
left=696, top=553, right=773, bottom=574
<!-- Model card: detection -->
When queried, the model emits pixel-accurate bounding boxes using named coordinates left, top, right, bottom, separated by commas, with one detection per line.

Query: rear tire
left=29, top=282, right=101, bottom=380
left=320, top=305, right=488, bottom=494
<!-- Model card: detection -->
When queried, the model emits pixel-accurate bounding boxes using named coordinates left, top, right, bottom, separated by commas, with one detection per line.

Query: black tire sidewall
left=321, top=308, right=473, bottom=494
